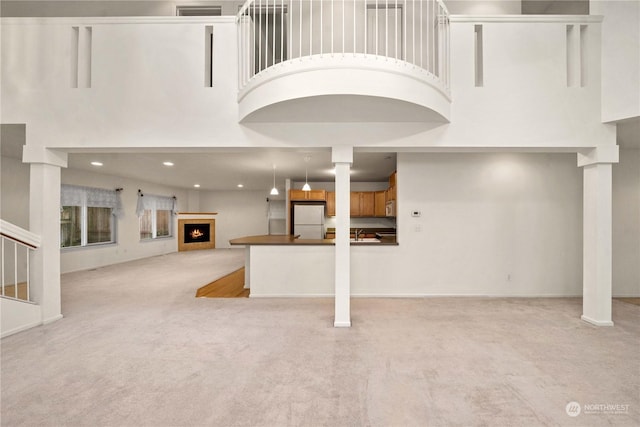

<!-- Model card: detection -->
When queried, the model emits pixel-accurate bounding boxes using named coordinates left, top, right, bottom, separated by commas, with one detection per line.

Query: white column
left=578, top=146, right=618, bottom=326
left=332, top=146, right=352, bottom=327
left=23, top=146, right=67, bottom=325
left=244, top=246, right=251, bottom=289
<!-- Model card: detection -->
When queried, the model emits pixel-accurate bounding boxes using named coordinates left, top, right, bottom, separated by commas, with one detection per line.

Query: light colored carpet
left=1, top=249, right=639, bottom=427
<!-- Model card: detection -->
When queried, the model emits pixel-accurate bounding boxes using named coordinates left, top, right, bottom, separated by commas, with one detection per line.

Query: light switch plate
left=411, top=211, right=421, bottom=217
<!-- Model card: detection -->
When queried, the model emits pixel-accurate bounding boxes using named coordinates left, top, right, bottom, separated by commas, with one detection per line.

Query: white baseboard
left=334, top=321, right=352, bottom=327
left=248, top=293, right=587, bottom=298
left=249, top=294, right=334, bottom=298
left=581, top=315, right=614, bottom=327
left=350, top=293, right=584, bottom=298
left=43, top=314, right=64, bottom=325
left=1, top=320, right=42, bottom=338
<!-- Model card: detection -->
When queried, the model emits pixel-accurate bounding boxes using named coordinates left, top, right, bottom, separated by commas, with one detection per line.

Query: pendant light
left=302, top=156, right=311, bottom=191
left=270, top=165, right=279, bottom=196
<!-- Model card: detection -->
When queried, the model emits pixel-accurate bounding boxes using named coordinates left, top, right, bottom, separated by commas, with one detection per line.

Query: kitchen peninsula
left=230, top=232, right=397, bottom=297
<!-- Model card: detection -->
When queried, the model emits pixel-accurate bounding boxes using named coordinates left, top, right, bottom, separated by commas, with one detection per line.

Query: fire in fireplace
left=184, top=223, right=211, bottom=244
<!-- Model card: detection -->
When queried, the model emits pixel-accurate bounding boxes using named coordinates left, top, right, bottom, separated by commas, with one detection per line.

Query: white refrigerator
left=293, top=204, right=325, bottom=239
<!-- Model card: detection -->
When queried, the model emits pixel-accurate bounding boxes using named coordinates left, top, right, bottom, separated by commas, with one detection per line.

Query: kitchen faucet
left=355, top=229, right=363, bottom=241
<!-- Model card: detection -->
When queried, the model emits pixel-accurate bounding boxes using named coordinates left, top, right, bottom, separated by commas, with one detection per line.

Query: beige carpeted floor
left=1, top=249, right=639, bottom=427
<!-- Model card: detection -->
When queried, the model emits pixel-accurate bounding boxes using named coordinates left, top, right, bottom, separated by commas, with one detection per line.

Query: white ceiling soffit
left=242, top=95, right=449, bottom=123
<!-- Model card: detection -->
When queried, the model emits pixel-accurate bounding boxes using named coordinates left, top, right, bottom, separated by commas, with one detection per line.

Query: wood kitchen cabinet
left=374, top=191, right=386, bottom=217
left=350, top=192, right=375, bottom=217
left=387, top=171, right=397, bottom=202
left=289, top=189, right=326, bottom=201
left=360, top=192, right=375, bottom=217
left=326, top=191, right=335, bottom=216
left=350, top=192, right=361, bottom=216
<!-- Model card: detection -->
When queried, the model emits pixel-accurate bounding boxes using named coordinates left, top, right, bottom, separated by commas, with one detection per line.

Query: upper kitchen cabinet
left=374, top=191, right=386, bottom=217
left=387, top=171, right=397, bottom=202
left=290, top=189, right=327, bottom=202
left=326, top=192, right=336, bottom=217
left=351, top=192, right=375, bottom=217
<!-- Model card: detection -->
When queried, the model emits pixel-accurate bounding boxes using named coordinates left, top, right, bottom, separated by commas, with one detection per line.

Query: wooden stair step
left=196, top=268, right=248, bottom=298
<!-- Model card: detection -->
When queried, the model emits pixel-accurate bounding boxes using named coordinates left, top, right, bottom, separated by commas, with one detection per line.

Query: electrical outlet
left=415, top=224, right=422, bottom=232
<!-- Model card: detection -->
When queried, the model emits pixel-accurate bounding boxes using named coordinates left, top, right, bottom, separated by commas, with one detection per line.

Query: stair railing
left=0, top=220, right=41, bottom=303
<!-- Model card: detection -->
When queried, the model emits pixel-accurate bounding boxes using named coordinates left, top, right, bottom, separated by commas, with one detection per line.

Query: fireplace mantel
left=178, top=212, right=217, bottom=219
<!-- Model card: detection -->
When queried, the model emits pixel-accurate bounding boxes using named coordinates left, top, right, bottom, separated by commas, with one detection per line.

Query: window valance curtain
left=61, top=185, right=124, bottom=218
left=135, top=191, right=178, bottom=217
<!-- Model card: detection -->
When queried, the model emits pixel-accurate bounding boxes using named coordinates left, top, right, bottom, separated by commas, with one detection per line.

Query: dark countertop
left=326, top=227, right=396, bottom=233
left=229, top=235, right=333, bottom=246
left=229, top=235, right=398, bottom=246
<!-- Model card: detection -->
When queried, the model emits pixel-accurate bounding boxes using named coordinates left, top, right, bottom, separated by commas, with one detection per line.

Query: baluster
left=310, top=0, right=313, bottom=56
left=385, top=0, right=388, bottom=59
left=432, top=0, right=435, bottom=74
left=412, top=0, right=415, bottom=66
left=419, top=0, right=423, bottom=68
left=266, top=0, right=270, bottom=68
left=342, top=0, right=345, bottom=55
left=353, top=0, right=356, bottom=55
left=403, top=0, right=407, bottom=61
left=259, top=0, right=262, bottom=72
left=14, top=241, right=18, bottom=299
left=364, top=0, right=367, bottom=55
left=376, top=0, right=378, bottom=56
left=426, top=0, right=430, bottom=72
left=321, top=0, right=323, bottom=56
left=26, top=247, right=30, bottom=301
left=395, top=0, right=398, bottom=60
left=1, top=238, right=4, bottom=296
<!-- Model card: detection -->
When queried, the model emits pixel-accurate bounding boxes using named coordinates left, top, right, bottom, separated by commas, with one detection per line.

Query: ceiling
left=65, top=149, right=397, bottom=192
left=1, top=125, right=396, bottom=192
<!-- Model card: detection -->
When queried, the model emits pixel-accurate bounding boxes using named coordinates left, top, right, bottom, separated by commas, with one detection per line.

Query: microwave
left=385, top=200, right=396, bottom=217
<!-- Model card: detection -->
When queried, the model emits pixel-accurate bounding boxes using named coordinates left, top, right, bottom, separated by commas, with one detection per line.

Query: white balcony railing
left=0, top=220, right=41, bottom=303
left=237, top=0, right=450, bottom=93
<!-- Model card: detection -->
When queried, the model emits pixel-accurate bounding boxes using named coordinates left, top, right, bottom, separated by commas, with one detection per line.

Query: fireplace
left=177, top=215, right=216, bottom=251
left=184, top=223, right=210, bottom=244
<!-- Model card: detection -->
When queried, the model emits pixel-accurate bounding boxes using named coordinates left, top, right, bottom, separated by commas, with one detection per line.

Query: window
left=60, top=185, right=122, bottom=248
left=136, top=192, right=176, bottom=240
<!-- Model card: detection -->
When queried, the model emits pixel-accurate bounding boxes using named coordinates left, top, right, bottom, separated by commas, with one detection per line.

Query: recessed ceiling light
left=328, top=168, right=353, bottom=175
left=193, top=184, right=200, bottom=188
left=90, top=161, right=103, bottom=166
left=163, top=161, right=174, bottom=166
left=237, top=184, right=244, bottom=188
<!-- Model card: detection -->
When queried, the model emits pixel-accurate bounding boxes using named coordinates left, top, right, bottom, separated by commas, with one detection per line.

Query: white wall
left=1, top=16, right=614, bottom=150
left=613, top=148, right=640, bottom=296
left=591, top=0, right=640, bottom=122
left=198, top=190, right=269, bottom=248
left=445, top=0, right=521, bottom=14
left=352, top=153, right=585, bottom=296
left=0, top=1, right=245, bottom=17
left=60, top=168, right=188, bottom=273
left=522, top=1, right=588, bottom=15
left=1, top=156, right=30, bottom=229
